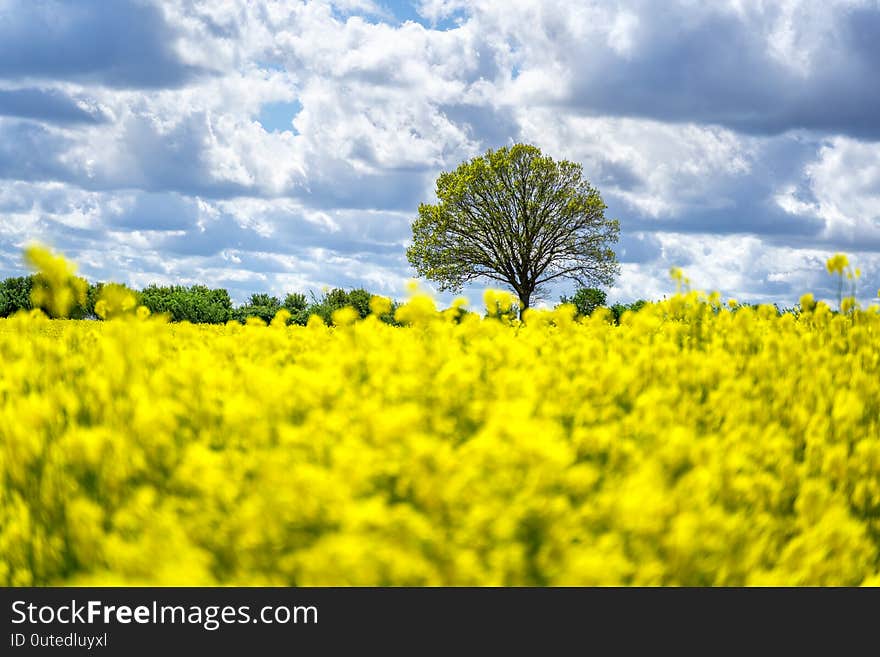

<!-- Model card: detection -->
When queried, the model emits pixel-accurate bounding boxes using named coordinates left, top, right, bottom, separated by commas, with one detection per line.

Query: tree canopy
left=407, top=144, right=620, bottom=311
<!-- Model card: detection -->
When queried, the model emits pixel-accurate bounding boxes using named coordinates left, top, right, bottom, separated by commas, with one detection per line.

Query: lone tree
left=407, top=144, right=619, bottom=312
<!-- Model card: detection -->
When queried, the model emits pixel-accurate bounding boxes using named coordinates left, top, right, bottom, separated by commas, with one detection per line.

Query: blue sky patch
left=257, top=100, right=302, bottom=134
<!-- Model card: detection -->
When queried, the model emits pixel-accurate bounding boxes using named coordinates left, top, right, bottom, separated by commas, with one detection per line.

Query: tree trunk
left=518, top=291, right=530, bottom=319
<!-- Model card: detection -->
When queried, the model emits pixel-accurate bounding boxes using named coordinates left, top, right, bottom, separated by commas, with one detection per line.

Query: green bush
left=0, top=276, right=34, bottom=317
left=140, top=284, right=233, bottom=323
left=609, top=299, right=648, bottom=324
left=308, top=288, right=376, bottom=325
left=560, top=287, right=607, bottom=318
left=283, top=292, right=310, bottom=326
left=733, top=302, right=783, bottom=316
left=0, top=273, right=93, bottom=319
left=233, top=293, right=282, bottom=324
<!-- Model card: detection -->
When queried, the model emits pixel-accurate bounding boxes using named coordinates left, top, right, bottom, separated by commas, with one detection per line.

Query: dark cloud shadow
left=0, top=120, right=73, bottom=182
left=0, top=88, right=107, bottom=124
left=559, top=7, right=880, bottom=139
left=0, top=0, right=209, bottom=88
left=104, top=192, right=202, bottom=231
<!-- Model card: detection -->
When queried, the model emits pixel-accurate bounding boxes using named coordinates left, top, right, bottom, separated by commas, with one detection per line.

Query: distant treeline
left=0, top=273, right=657, bottom=325
left=0, top=275, right=398, bottom=325
left=559, top=287, right=650, bottom=325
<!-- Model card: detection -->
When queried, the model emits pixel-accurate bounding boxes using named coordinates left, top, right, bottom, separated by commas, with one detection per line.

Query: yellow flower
left=270, top=308, right=291, bottom=328
left=799, top=293, right=816, bottom=313
left=394, top=294, right=436, bottom=325
left=25, top=244, right=87, bottom=318
left=94, top=283, right=138, bottom=320
left=2, top=245, right=880, bottom=587
left=826, top=253, right=849, bottom=275
left=483, top=289, right=517, bottom=317
left=331, top=306, right=358, bottom=327
left=369, top=295, right=392, bottom=317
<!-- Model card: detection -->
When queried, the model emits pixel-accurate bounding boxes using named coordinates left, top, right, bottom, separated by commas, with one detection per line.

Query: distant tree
left=408, top=143, right=620, bottom=313
left=0, top=275, right=97, bottom=319
left=248, top=293, right=279, bottom=309
left=307, top=288, right=373, bottom=325
left=141, top=284, right=233, bottom=323
left=609, top=299, right=648, bottom=325
left=0, top=275, right=34, bottom=317
left=84, top=282, right=104, bottom=318
left=234, top=293, right=281, bottom=324
left=343, top=289, right=372, bottom=319
left=283, top=292, right=308, bottom=313
left=283, top=292, right=310, bottom=325
left=560, top=287, right=607, bottom=318
left=305, top=288, right=395, bottom=325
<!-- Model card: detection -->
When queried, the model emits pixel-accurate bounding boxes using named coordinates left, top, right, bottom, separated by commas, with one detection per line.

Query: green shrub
left=308, top=288, right=377, bottom=325
left=282, top=292, right=310, bottom=326
left=609, top=299, right=648, bottom=324
left=560, top=288, right=607, bottom=318
left=141, top=284, right=233, bottom=323
left=0, top=276, right=34, bottom=317
left=234, top=293, right=282, bottom=324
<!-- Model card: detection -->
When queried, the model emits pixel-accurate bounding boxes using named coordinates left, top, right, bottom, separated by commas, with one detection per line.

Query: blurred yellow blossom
left=24, top=244, right=87, bottom=318
left=1, top=249, right=880, bottom=586
left=826, top=253, right=849, bottom=274
left=94, top=283, right=139, bottom=320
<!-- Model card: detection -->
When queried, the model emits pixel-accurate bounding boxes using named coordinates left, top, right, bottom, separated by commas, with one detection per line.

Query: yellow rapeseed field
left=1, top=247, right=880, bottom=585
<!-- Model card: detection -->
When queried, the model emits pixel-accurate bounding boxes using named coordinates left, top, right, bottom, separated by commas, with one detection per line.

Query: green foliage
left=307, top=288, right=380, bottom=325
left=608, top=300, right=648, bottom=325
left=84, top=282, right=103, bottom=318
left=560, top=287, right=607, bottom=318
left=732, top=302, right=783, bottom=316
left=408, top=143, right=619, bottom=312
left=283, top=292, right=307, bottom=311
left=0, top=276, right=404, bottom=326
left=141, top=284, right=233, bottom=323
left=1, top=274, right=523, bottom=328
left=306, top=289, right=342, bottom=325
left=29, top=273, right=91, bottom=320
left=345, top=289, right=372, bottom=318
left=282, top=292, right=310, bottom=326
left=0, top=275, right=34, bottom=317
left=555, top=289, right=645, bottom=324
left=234, top=293, right=282, bottom=324
left=0, top=276, right=137, bottom=320
left=444, top=305, right=473, bottom=324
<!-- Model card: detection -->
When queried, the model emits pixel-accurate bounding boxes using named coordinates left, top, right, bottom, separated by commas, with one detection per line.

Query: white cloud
left=516, top=110, right=755, bottom=218
left=1, top=0, right=880, bottom=308
left=806, top=138, right=880, bottom=235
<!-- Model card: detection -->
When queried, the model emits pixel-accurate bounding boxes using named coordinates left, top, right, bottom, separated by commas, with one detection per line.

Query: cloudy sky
left=1, top=0, right=879, bottom=307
